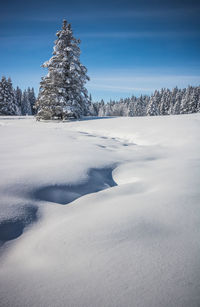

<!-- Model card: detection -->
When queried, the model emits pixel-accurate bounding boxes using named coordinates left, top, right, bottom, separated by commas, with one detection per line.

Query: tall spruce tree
left=15, top=86, right=23, bottom=114
left=196, top=86, right=200, bottom=112
left=147, top=90, right=160, bottom=116
left=172, top=90, right=182, bottom=115
left=27, top=87, right=36, bottom=115
left=187, top=87, right=198, bottom=113
left=21, top=90, right=32, bottom=115
left=36, top=20, right=90, bottom=120
left=134, top=95, right=146, bottom=116
left=0, top=76, right=19, bottom=115
left=169, top=87, right=178, bottom=114
left=180, top=87, right=191, bottom=114
left=159, top=89, right=169, bottom=115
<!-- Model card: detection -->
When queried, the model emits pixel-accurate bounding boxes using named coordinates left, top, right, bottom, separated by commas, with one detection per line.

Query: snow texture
left=0, top=114, right=200, bottom=307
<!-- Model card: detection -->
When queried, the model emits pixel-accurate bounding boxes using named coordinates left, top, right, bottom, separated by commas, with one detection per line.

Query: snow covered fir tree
left=0, top=76, right=19, bottom=115
left=36, top=20, right=90, bottom=120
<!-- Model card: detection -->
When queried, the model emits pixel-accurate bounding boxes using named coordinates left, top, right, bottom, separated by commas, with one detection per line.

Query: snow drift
left=0, top=114, right=200, bottom=307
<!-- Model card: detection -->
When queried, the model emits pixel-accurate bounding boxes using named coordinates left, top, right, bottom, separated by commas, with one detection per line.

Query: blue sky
left=0, top=0, right=200, bottom=101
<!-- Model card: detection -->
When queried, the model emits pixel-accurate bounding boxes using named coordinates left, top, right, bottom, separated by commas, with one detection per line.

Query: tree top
left=62, top=19, right=67, bottom=30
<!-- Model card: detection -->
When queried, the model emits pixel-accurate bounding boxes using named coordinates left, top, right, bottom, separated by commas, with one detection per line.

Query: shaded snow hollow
left=0, top=114, right=200, bottom=307
left=33, top=167, right=117, bottom=205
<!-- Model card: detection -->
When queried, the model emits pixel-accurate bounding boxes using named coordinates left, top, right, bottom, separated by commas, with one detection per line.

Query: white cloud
left=80, top=30, right=199, bottom=39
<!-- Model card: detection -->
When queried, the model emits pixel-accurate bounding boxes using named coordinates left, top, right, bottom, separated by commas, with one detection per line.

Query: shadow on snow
left=0, top=206, right=38, bottom=246
left=33, top=167, right=117, bottom=205
left=0, top=168, right=116, bottom=248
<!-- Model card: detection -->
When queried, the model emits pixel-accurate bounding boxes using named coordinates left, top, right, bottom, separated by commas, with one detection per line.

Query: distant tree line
left=0, top=76, right=36, bottom=116
left=89, top=85, right=200, bottom=117
left=0, top=75, right=200, bottom=118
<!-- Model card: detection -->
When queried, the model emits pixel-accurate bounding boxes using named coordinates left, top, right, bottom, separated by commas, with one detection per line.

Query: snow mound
left=0, top=114, right=200, bottom=307
left=32, top=167, right=117, bottom=204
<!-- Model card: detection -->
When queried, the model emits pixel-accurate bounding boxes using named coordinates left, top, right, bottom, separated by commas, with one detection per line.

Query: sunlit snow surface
left=0, top=114, right=200, bottom=307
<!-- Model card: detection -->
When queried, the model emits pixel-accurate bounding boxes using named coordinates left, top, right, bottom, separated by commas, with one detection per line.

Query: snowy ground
left=0, top=114, right=200, bottom=307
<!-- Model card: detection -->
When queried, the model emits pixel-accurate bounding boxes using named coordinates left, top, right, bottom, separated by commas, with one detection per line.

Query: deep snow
left=0, top=114, right=200, bottom=307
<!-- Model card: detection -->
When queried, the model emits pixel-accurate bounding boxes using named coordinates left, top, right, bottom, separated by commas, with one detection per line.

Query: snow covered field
left=0, top=114, right=200, bottom=307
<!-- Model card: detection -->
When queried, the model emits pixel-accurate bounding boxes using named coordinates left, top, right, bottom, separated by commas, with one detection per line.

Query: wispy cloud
left=1, top=30, right=199, bottom=45
left=87, top=71, right=200, bottom=97
left=81, top=30, right=200, bottom=39
left=0, top=34, right=54, bottom=48
left=87, top=83, right=153, bottom=92
left=1, top=5, right=199, bottom=23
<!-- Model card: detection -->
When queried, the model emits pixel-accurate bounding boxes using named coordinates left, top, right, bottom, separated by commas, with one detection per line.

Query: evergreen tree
left=180, top=86, right=192, bottom=114
left=123, top=98, right=130, bottom=116
left=128, top=102, right=135, bottom=117
left=0, top=76, right=19, bottom=115
left=27, top=87, right=36, bottom=115
left=159, top=89, right=170, bottom=115
left=89, top=93, right=92, bottom=103
left=36, top=20, right=90, bottom=120
left=169, top=87, right=178, bottom=114
left=196, top=86, right=200, bottom=113
left=21, top=90, right=32, bottom=115
left=87, top=93, right=94, bottom=115
left=98, top=99, right=105, bottom=116
left=172, top=90, right=182, bottom=115
left=128, top=95, right=137, bottom=117
left=15, top=86, right=23, bottom=114
left=147, top=90, right=160, bottom=116
left=134, top=95, right=146, bottom=116
left=187, top=87, right=198, bottom=113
